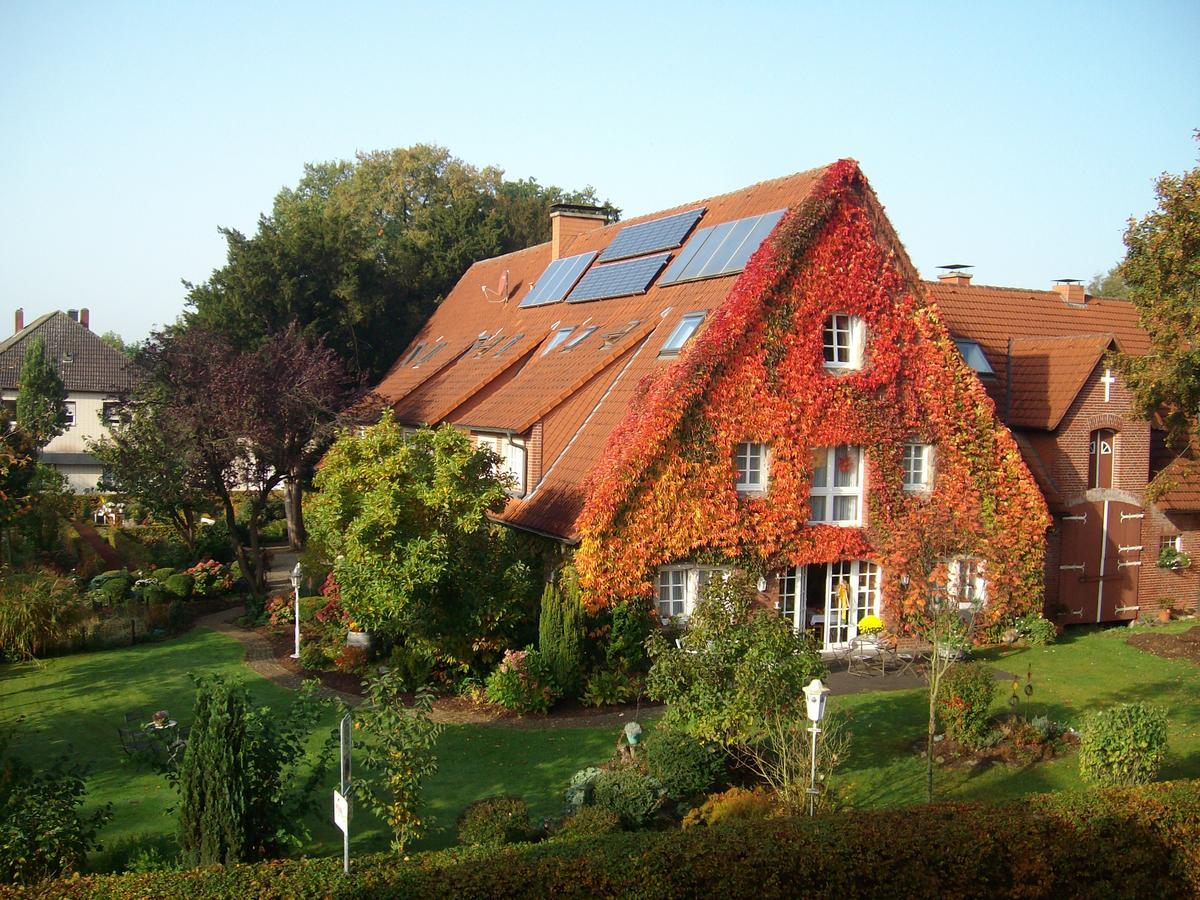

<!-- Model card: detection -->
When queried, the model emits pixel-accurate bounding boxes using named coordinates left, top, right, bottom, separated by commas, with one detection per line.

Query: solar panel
left=659, top=209, right=786, bottom=285
left=519, top=252, right=597, bottom=307
left=597, top=208, right=705, bottom=263
left=567, top=253, right=671, bottom=303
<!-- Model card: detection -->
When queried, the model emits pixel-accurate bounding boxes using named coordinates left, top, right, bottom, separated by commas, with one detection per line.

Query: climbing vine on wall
left=574, top=162, right=1048, bottom=628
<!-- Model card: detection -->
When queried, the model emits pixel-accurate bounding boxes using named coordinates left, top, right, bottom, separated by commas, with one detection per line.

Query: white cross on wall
left=1101, top=368, right=1116, bottom=403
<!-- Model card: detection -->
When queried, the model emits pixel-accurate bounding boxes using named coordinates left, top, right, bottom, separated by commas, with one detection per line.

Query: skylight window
left=564, top=326, right=598, bottom=349
left=403, top=342, right=426, bottom=366
left=543, top=326, right=575, bottom=355
left=493, top=334, right=524, bottom=357
left=660, top=311, right=706, bottom=356
left=953, top=339, right=995, bottom=375
left=414, top=342, right=446, bottom=366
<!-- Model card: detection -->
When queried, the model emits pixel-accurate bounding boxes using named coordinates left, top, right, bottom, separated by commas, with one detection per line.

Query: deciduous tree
left=1119, top=135, right=1200, bottom=453
left=15, top=337, right=67, bottom=449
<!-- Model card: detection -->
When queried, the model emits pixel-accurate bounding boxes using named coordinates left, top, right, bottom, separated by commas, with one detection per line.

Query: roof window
left=660, top=311, right=706, bottom=356
left=563, top=326, right=598, bottom=350
left=543, top=326, right=575, bottom=355
left=953, top=338, right=995, bottom=375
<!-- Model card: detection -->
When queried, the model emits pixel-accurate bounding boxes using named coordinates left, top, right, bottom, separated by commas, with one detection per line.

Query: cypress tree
left=539, top=568, right=585, bottom=698
left=15, top=336, right=68, bottom=449
left=177, top=677, right=249, bottom=865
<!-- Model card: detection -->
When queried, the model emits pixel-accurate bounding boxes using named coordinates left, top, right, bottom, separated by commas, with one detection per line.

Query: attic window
left=403, top=342, right=426, bottom=366
left=413, top=342, right=446, bottom=366
left=563, top=326, right=597, bottom=350
left=953, top=339, right=995, bottom=375
left=473, top=333, right=506, bottom=358
left=601, top=320, right=641, bottom=349
left=660, top=311, right=705, bottom=356
left=493, top=334, right=524, bottom=357
left=543, top=326, right=575, bottom=355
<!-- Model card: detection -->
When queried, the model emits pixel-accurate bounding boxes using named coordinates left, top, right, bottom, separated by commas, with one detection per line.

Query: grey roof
left=0, top=312, right=139, bottom=393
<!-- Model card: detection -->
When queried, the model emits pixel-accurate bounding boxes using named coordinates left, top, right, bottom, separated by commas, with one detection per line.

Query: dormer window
left=660, top=311, right=706, bottom=356
left=902, top=443, right=934, bottom=492
left=734, top=442, right=768, bottom=493
left=823, top=314, right=865, bottom=371
left=953, top=339, right=995, bottom=375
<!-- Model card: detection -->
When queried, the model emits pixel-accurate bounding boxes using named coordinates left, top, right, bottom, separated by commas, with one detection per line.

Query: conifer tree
left=15, top=336, right=67, bottom=449
left=539, top=568, right=585, bottom=698
left=177, top=677, right=249, bottom=865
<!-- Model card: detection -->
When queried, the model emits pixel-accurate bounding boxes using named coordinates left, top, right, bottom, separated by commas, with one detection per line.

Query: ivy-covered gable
left=575, top=162, right=1048, bottom=627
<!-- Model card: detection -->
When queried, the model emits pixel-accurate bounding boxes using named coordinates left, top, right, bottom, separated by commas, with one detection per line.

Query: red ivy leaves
left=575, top=164, right=1048, bottom=627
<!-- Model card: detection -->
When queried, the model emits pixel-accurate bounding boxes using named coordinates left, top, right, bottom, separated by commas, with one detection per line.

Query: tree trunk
left=926, top=672, right=937, bottom=803
left=283, top=476, right=305, bottom=551
left=222, top=495, right=260, bottom=600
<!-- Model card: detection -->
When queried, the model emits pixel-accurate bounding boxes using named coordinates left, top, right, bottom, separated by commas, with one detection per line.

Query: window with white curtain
left=809, top=445, right=864, bottom=525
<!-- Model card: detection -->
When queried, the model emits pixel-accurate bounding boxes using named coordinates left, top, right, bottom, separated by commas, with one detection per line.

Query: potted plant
left=346, top=620, right=372, bottom=651
left=1157, top=544, right=1191, bottom=570
left=1157, top=597, right=1175, bottom=623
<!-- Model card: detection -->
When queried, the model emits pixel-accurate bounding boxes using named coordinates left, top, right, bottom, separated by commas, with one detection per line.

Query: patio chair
left=877, top=634, right=917, bottom=677
left=844, top=635, right=883, bottom=677
left=117, top=726, right=152, bottom=757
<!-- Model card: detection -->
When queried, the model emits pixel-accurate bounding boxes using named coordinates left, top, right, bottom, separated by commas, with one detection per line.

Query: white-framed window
left=102, top=401, right=122, bottom=425
left=946, top=557, right=987, bottom=609
left=953, top=339, right=995, bottom=375
left=1160, top=534, right=1182, bottom=554
left=660, top=311, right=706, bottom=356
left=809, top=445, right=864, bottom=525
left=734, top=442, right=768, bottom=492
left=655, top=564, right=732, bottom=620
left=63, top=401, right=76, bottom=427
left=472, top=432, right=527, bottom=497
left=563, top=326, right=597, bottom=350
left=543, top=326, right=575, bottom=355
left=823, top=314, right=865, bottom=370
left=825, top=560, right=881, bottom=647
left=902, top=443, right=934, bottom=492
left=778, top=566, right=801, bottom=630
left=1, top=398, right=15, bottom=430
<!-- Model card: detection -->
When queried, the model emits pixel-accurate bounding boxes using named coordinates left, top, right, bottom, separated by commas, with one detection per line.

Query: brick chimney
left=79, top=308, right=90, bottom=330
left=550, top=204, right=607, bottom=260
left=14, top=308, right=23, bottom=333
left=1052, top=280, right=1086, bottom=305
left=938, top=272, right=973, bottom=286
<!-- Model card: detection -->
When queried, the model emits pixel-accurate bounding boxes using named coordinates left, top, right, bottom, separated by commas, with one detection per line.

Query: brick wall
left=1140, top=508, right=1200, bottom=613
left=527, top=421, right=543, bottom=488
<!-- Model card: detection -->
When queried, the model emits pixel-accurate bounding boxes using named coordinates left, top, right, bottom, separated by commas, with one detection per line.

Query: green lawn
left=832, top=621, right=1200, bottom=808
left=2, top=620, right=1198, bottom=872
left=0, top=629, right=619, bottom=869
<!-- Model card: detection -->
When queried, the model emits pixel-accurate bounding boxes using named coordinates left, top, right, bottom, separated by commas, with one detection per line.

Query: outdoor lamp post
left=803, top=677, right=830, bottom=817
left=290, top=562, right=303, bottom=659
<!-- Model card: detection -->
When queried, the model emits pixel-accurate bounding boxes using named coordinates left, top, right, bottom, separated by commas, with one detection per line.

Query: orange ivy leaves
left=575, top=164, right=1048, bottom=626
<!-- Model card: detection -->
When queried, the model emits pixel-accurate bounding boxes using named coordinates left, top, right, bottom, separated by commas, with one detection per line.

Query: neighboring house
left=374, top=161, right=1048, bottom=649
left=931, top=274, right=1199, bottom=623
left=0, top=308, right=138, bottom=491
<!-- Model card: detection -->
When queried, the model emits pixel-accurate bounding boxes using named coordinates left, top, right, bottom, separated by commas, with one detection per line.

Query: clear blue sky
left=2, top=1, right=1197, bottom=343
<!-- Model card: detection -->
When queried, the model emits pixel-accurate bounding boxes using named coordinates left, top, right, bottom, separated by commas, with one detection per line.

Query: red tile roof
left=927, top=281, right=1148, bottom=430
left=376, top=166, right=833, bottom=539
left=1151, top=443, right=1200, bottom=512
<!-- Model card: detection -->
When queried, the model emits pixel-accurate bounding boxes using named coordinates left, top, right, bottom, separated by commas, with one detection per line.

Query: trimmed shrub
left=23, top=781, right=1200, bottom=898
left=163, top=573, right=194, bottom=599
left=538, top=575, right=585, bottom=698
left=644, top=727, right=724, bottom=799
left=297, top=644, right=331, bottom=672
left=1079, top=703, right=1169, bottom=786
left=89, top=569, right=133, bottom=605
left=555, top=806, right=622, bottom=840
left=591, top=766, right=663, bottom=828
left=563, top=767, right=604, bottom=815
left=682, top=786, right=777, bottom=828
left=606, top=599, right=654, bottom=674
left=456, top=796, right=532, bottom=848
left=1014, top=613, right=1057, bottom=646
left=937, top=661, right=997, bottom=749
left=485, top=649, right=560, bottom=714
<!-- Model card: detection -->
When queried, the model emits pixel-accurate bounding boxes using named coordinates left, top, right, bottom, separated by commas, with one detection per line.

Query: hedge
left=9, top=780, right=1199, bottom=898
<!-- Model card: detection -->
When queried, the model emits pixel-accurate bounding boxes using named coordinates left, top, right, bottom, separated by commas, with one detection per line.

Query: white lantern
left=804, top=678, right=830, bottom=723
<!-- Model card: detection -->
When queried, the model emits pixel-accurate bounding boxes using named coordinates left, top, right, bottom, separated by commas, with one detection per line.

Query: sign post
left=334, top=712, right=352, bottom=874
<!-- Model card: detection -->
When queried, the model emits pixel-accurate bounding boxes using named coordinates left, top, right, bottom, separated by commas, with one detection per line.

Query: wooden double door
left=1057, top=499, right=1142, bottom=623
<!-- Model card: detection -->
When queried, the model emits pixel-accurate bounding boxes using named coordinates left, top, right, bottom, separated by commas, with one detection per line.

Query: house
left=0, top=308, right=138, bottom=491
left=374, top=161, right=1048, bottom=649
left=930, top=275, right=1199, bottom=623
